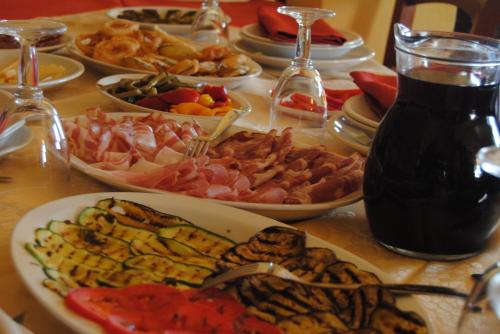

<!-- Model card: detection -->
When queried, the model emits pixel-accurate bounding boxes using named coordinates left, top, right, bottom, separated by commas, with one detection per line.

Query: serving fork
left=183, top=108, right=248, bottom=159
left=200, top=262, right=468, bottom=298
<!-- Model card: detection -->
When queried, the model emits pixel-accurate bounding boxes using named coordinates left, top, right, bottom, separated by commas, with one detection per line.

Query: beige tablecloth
left=0, top=10, right=498, bottom=334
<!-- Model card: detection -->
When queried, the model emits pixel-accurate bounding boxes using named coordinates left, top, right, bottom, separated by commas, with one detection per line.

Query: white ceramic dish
left=1, top=34, right=71, bottom=53
left=68, top=41, right=262, bottom=89
left=67, top=112, right=362, bottom=221
left=240, top=23, right=363, bottom=60
left=97, top=73, right=252, bottom=120
left=234, top=39, right=375, bottom=72
left=342, top=94, right=381, bottom=128
left=0, top=51, right=84, bottom=91
left=11, top=192, right=433, bottom=334
left=327, top=112, right=370, bottom=155
left=107, top=6, right=198, bottom=35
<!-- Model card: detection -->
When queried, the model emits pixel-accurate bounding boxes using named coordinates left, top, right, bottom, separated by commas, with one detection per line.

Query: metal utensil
left=201, top=262, right=468, bottom=298
left=333, top=114, right=374, bottom=146
left=183, top=108, right=247, bottom=159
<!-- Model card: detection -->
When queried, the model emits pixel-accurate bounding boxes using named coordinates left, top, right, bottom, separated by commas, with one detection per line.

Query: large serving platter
left=67, top=112, right=362, bottom=221
left=0, top=51, right=84, bottom=91
left=107, top=6, right=198, bottom=35
left=11, top=192, right=433, bottom=334
left=67, top=41, right=262, bottom=89
left=97, top=73, right=252, bottom=120
left=240, top=23, right=363, bottom=60
left=233, top=39, right=375, bottom=72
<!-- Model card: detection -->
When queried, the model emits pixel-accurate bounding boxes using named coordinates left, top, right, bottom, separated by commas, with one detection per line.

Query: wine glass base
left=377, top=241, right=480, bottom=261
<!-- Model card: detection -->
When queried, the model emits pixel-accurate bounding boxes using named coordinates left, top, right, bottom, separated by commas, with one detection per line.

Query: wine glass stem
left=18, top=36, right=41, bottom=98
left=204, top=0, right=219, bottom=8
left=293, top=20, right=313, bottom=67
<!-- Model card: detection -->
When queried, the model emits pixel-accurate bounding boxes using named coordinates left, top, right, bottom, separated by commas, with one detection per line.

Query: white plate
left=67, top=112, right=362, bottom=221
left=240, top=23, right=363, bottom=60
left=11, top=192, right=433, bottom=334
left=342, top=94, right=381, bottom=128
left=0, top=125, right=32, bottom=159
left=327, top=112, right=371, bottom=155
left=0, top=51, right=84, bottom=91
left=97, top=73, right=252, bottom=120
left=107, top=6, right=198, bottom=35
left=1, top=34, right=71, bottom=53
left=233, top=39, right=375, bottom=72
left=67, top=40, right=262, bottom=89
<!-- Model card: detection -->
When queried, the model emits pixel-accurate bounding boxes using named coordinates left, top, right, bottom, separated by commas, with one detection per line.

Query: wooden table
left=0, top=10, right=499, bottom=334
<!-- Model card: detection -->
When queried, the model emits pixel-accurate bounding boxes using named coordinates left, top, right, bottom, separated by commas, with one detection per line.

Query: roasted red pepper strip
left=158, top=88, right=200, bottom=104
left=202, top=85, right=228, bottom=102
left=135, top=96, right=167, bottom=111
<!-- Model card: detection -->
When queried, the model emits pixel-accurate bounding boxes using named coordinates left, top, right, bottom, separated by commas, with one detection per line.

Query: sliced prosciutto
left=64, top=109, right=365, bottom=204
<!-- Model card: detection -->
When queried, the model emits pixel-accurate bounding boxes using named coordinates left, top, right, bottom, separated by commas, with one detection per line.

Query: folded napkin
left=325, top=88, right=361, bottom=110
left=350, top=71, right=397, bottom=117
left=257, top=4, right=346, bottom=45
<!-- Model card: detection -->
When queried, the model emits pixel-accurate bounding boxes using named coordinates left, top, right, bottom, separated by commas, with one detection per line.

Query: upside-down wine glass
left=190, top=0, right=229, bottom=46
left=270, top=6, right=335, bottom=137
left=0, top=20, right=70, bottom=201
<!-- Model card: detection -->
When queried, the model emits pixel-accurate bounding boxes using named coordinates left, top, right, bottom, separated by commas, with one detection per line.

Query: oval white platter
left=67, top=40, right=262, bottom=89
left=0, top=51, right=84, bottom=91
left=107, top=6, right=198, bottom=35
left=97, top=73, right=252, bottom=121
left=11, top=191, right=433, bottom=334
left=67, top=112, right=362, bottom=221
left=240, top=23, right=363, bottom=60
left=233, top=39, right=375, bottom=72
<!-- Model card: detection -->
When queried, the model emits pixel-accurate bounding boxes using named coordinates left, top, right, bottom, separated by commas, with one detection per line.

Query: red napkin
left=257, top=4, right=346, bottom=45
left=325, top=88, right=361, bottom=110
left=350, top=71, right=398, bottom=117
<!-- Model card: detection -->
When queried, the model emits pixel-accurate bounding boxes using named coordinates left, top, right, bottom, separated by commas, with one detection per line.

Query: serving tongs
left=201, top=262, right=468, bottom=299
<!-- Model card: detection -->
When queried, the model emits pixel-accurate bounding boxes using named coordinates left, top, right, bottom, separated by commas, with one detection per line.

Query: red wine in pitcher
left=364, top=68, right=500, bottom=258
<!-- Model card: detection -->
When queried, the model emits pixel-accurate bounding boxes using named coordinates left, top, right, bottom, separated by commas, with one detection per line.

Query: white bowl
left=68, top=40, right=262, bottom=89
left=240, top=23, right=364, bottom=60
left=234, top=39, right=375, bottom=72
left=0, top=51, right=84, bottom=91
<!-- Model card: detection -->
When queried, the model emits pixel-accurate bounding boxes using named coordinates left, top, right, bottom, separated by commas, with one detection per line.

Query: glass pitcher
left=364, top=24, right=500, bottom=260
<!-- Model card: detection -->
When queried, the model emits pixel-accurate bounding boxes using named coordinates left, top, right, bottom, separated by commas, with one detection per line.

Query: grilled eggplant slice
left=96, top=198, right=191, bottom=232
left=78, top=207, right=156, bottom=243
left=278, top=312, right=349, bottom=334
left=124, top=254, right=212, bottom=286
left=28, top=228, right=121, bottom=271
left=370, top=304, right=428, bottom=334
left=219, top=226, right=306, bottom=269
left=280, top=247, right=337, bottom=282
left=48, top=220, right=132, bottom=262
left=158, top=224, right=235, bottom=258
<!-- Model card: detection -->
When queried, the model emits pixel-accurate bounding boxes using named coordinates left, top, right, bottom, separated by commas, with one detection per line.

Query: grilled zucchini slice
left=28, top=228, right=121, bottom=272
left=370, top=304, right=428, bottom=334
left=130, top=238, right=217, bottom=270
left=48, top=220, right=132, bottom=262
left=78, top=207, right=156, bottom=243
left=124, top=254, right=212, bottom=286
left=158, top=224, right=235, bottom=258
left=96, top=198, right=191, bottom=232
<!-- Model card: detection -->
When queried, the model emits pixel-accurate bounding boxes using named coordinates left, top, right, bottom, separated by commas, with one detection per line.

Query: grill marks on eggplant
left=370, top=304, right=428, bottom=334
left=218, top=226, right=427, bottom=334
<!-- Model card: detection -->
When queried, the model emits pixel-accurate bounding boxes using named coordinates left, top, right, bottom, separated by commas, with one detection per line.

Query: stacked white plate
left=235, top=23, right=375, bottom=72
left=327, top=94, right=381, bottom=155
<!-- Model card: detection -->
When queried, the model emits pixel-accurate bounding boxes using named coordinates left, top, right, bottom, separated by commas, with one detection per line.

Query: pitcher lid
left=394, top=24, right=500, bottom=65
